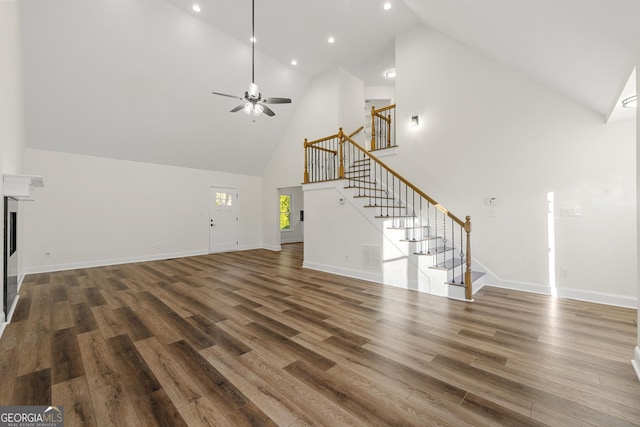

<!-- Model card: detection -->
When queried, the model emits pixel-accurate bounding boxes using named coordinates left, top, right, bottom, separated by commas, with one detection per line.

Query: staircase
left=345, top=156, right=484, bottom=300
left=303, top=119, right=484, bottom=301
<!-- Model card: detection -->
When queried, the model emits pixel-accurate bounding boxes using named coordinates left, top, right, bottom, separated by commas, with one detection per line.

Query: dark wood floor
left=1, top=243, right=639, bottom=426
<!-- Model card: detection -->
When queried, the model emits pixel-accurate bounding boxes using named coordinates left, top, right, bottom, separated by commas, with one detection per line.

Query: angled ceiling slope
left=19, top=0, right=309, bottom=176
left=165, top=0, right=419, bottom=85
left=20, top=0, right=639, bottom=178
left=403, top=0, right=640, bottom=118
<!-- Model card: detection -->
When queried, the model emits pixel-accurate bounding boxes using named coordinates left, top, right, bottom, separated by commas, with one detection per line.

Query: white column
left=0, top=0, right=26, bottom=329
left=635, top=58, right=640, bottom=382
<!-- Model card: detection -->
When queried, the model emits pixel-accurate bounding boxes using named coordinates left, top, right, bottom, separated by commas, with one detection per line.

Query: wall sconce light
left=410, top=115, right=419, bottom=127
left=622, top=94, right=637, bottom=108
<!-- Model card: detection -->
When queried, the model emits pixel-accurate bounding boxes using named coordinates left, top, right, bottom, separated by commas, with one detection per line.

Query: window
left=280, top=194, right=291, bottom=231
left=216, top=192, right=233, bottom=207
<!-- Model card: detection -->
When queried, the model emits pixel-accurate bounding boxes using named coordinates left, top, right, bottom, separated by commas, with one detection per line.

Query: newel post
left=338, top=128, right=345, bottom=179
left=370, top=106, right=376, bottom=151
left=303, top=138, right=309, bottom=184
left=464, top=215, right=472, bottom=300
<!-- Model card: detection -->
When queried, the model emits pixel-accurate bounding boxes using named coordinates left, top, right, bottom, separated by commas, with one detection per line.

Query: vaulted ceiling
left=19, top=0, right=639, bottom=176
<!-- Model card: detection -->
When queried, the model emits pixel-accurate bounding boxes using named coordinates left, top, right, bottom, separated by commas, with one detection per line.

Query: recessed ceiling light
left=291, top=59, right=298, bottom=66
left=250, top=36, right=257, bottom=43
left=328, top=36, right=335, bottom=44
left=384, top=68, right=397, bottom=79
left=192, top=4, right=201, bottom=12
left=383, top=2, right=391, bottom=10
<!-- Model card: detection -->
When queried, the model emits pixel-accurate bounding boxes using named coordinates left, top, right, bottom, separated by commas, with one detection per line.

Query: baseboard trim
left=6, top=295, right=19, bottom=323
left=17, top=273, right=25, bottom=293
left=486, top=280, right=552, bottom=296
left=24, top=244, right=287, bottom=275
left=303, top=261, right=383, bottom=285
left=481, top=278, right=636, bottom=309
left=24, top=250, right=208, bottom=274
left=632, top=347, right=640, bottom=382
left=0, top=295, right=20, bottom=340
left=556, top=288, right=637, bottom=309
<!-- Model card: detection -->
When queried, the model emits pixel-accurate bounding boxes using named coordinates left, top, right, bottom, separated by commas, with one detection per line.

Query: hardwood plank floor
left=1, top=243, right=639, bottom=426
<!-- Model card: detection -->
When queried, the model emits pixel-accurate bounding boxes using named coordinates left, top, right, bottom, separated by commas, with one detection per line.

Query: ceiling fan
left=211, top=0, right=291, bottom=117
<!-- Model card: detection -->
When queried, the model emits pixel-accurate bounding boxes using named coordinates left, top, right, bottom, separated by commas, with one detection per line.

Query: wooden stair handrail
left=307, top=145, right=337, bottom=155
left=370, top=104, right=395, bottom=150
left=341, top=129, right=465, bottom=227
left=374, top=103, right=396, bottom=114
left=348, top=126, right=364, bottom=138
left=342, top=127, right=473, bottom=299
left=306, top=133, right=340, bottom=146
left=304, top=125, right=474, bottom=300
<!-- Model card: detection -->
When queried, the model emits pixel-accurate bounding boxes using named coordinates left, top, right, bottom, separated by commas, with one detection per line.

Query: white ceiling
left=163, top=0, right=419, bottom=87
left=403, top=0, right=640, bottom=119
left=166, top=0, right=640, bottom=117
left=19, top=0, right=639, bottom=176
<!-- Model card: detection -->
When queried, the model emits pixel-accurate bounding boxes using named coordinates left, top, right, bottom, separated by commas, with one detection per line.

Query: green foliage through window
left=280, top=195, right=291, bottom=231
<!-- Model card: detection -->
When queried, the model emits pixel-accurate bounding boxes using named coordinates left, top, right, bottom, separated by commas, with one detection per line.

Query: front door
left=209, top=187, right=239, bottom=253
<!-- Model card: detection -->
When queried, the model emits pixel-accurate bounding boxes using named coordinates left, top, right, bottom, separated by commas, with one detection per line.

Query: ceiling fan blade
left=261, top=104, right=276, bottom=116
left=230, top=105, right=245, bottom=113
left=212, top=91, right=243, bottom=100
left=263, top=97, right=292, bottom=104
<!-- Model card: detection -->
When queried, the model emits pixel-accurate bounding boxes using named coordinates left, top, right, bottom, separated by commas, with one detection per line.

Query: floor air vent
left=362, top=245, right=381, bottom=270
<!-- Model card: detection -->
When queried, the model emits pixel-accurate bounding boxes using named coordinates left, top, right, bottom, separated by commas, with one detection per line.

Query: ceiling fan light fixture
left=210, top=0, right=291, bottom=118
left=248, top=82, right=260, bottom=98
left=622, top=94, right=637, bottom=108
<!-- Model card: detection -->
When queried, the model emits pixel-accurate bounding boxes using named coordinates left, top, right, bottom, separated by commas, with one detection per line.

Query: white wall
left=364, top=86, right=395, bottom=104
left=23, top=148, right=263, bottom=273
left=0, top=1, right=26, bottom=323
left=19, top=0, right=309, bottom=176
left=393, top=25, right=636, bottom=306
left=635, top=59, right=640, bottom=379
left=279, top=186, right=304, bottom=244
left=338, top=70, right=366, bottom=135
left=304, top=183, right=385, bottom=280
left=261, top=67, right=364, bottom=249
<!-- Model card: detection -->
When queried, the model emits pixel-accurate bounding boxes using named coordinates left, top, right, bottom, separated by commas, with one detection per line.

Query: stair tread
left=354, top=196, right=395, bottom=200
left=397, top=236, right=439, bottom=242
left=375, top=214, right=417, bottom=219
left=345, top=186, right=386, bottom=191
left=347, top=179, right=377, bottom=184
left=413, top=246, right=455, bottom=254
left=363, top=204, right=409, bottom=209
left=430, top=258, right=464, bottom=270
left=447, top=271, right=485, bottom=286
left=387, top=225, right=431, bottom=230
